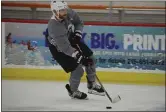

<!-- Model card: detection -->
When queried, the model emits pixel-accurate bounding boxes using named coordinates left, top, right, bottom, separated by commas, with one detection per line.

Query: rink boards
left=1, top=20, right=165, bottom=86
left=2, top=68, right=165, bottom=86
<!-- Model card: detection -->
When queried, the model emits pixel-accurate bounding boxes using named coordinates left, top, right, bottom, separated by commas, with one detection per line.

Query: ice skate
left=65, top=84, right=88, bottom=100
left=87, top=76, right=105, bottom=96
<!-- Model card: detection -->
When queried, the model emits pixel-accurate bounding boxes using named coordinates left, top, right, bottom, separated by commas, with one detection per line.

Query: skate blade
left=88, top=90, right=105, bottom=96
left=71, top=97, right=89, bottom=100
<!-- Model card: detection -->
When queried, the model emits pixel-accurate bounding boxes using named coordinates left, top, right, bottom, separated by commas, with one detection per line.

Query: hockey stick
left=95, top=75, right=121, bottom=103
left=76, top=44, right=121, bottom=103
left=95, top=75, right=113, bottom=102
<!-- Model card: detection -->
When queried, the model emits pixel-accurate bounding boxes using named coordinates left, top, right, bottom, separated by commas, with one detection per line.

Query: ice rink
left=2, top=80, right=165, bottom=111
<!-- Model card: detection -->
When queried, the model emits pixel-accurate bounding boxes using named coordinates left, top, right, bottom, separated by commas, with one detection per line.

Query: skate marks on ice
left=2, top=80, right=109, bottom=111
left=2, top=80, right=106, bottom=111
left=2, top=80, right=165, bottom=111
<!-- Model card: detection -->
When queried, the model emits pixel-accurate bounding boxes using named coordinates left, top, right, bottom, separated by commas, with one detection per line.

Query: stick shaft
left=76, top=44, right=113, bottom=103
left=95, top=75, right=113, bottom=102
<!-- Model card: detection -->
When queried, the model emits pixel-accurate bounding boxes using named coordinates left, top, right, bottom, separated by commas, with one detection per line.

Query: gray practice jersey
left=47, top=8, right=84, bottom=57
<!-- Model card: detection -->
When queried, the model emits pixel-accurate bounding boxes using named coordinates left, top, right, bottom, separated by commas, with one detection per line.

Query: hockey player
left=47, top=1, right=104, bottom=100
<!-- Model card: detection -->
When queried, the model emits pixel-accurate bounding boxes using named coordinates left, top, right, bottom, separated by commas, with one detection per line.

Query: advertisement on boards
left=3, top=22, right=165, bottom=72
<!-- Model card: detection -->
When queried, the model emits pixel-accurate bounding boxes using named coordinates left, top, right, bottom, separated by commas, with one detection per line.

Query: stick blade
left=112, top=95, right=121, bottom=103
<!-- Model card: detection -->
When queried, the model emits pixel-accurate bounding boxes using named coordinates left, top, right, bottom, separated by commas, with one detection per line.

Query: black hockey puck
left=106, top=106, right=112, bottom=109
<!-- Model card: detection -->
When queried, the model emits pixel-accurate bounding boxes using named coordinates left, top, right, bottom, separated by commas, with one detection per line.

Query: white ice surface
left=2, top=80, right=165, bottom=111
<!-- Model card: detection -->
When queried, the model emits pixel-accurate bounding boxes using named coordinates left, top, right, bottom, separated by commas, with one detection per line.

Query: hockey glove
left=69, top=30, right=82, bottom=45
left=82, top=57, right=94, bottom=66
left=72, top=50, right=83, bottom=64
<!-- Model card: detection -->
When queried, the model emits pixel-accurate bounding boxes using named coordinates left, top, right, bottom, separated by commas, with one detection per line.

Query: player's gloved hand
left=82, top=57, right=94, bottom=66
left=72, top=50, right=83, bottom=64
left=69, top=30, right=82, bottom=45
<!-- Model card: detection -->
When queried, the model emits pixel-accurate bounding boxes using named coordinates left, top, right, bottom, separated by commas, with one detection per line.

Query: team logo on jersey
left=68, top=24, right=75, bottom=33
